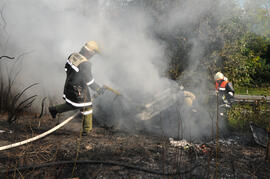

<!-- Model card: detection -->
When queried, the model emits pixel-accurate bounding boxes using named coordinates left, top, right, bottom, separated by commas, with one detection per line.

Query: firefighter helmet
left=79, top=41, right=99, bottom=59
left=84, top=41, right=99, bottom=53
left=214, top=72, right=224, bottom=81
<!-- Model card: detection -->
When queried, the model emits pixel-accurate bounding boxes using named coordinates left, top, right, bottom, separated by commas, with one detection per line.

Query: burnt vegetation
left=0, top=56, right=38, bottom=123
left=0, top=0, right=270, bottom=178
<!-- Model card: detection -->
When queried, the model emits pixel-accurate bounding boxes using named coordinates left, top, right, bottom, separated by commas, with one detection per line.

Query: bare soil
left=0, top=113, right=269, bottom=179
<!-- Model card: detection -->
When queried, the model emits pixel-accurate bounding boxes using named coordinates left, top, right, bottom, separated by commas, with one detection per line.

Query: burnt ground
left=0, top=113, right=269, bottom=179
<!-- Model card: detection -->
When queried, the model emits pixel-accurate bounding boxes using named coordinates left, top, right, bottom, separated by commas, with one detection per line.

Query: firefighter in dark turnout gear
left=214, top=72, right=235, bottom=134
left=49, top=41, right=104, bottom=136
left=214, top=72, right=235, bottom=105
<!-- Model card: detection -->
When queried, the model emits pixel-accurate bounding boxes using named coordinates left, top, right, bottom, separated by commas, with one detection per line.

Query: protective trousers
left=81, top=107, right=93, bottom=133
left=53, top=103, right=93, bottom=133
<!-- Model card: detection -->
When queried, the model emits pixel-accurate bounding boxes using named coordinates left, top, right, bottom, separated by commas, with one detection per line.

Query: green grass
left=228, top=103, right=270, bottom=131
left=220, top=87, right=270, bottom=131
left=235, top=87, right=270, bottom=96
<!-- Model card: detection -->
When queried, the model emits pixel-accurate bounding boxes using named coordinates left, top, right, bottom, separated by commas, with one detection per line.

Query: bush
left=228, top=102, right=270, bottom=131
left=0, top=57, right=38, bottom=123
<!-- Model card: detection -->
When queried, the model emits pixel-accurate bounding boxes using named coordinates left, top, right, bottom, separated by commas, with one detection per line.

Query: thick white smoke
left=0, top=0, right=169, bottom=102
left=0, top=0, right=243, bottom=139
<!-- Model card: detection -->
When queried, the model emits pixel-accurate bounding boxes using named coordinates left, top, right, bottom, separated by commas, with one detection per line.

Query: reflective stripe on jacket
left=215, top=80, right=229, bottom=92
left=215, top=79, right=235, bottom=105
left=63, top=53, right=93, bottom=107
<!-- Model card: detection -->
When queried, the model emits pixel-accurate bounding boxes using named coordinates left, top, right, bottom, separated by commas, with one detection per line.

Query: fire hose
left=0, top=112, right=79, bottom=151
left=103, top=85, right=121, bottom=96
left=0, top=85, right=123, bottom=151
left=0, top=85, right=120, bottom=151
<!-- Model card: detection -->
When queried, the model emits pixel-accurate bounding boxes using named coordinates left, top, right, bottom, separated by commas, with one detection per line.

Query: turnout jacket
left=63, top=53, right=101, bottom=107
left=215, top=79, right=235, bottom=104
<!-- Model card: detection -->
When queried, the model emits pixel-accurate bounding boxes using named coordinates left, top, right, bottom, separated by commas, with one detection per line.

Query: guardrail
left=234, top=94, right=270, bottom=103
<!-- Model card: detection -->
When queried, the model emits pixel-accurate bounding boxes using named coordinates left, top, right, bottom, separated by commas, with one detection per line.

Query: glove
left=97, top=87, right=105, bottom=95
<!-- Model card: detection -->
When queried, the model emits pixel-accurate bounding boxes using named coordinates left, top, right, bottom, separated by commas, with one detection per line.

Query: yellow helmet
left=214, top=72, right=224, bottom=81
left=84, top=41, right=99, bottom=53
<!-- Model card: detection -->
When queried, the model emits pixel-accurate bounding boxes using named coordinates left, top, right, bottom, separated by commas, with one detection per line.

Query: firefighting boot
left=82, top=112, right=92, bottom=136
left=49, top=106, right=57, bottom=118
left=50, top=103, right=76, bottom=119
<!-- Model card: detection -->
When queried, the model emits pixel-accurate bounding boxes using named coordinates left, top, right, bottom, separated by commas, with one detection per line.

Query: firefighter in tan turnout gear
left=49, top=41, right=105, bottom=136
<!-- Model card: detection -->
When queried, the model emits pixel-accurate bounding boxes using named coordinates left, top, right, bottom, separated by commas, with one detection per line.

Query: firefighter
left=178, top=84, right=196, bottom=111
left=49, top=41, right=105, bottom=136
left=214, top=72, right=235, bottom=133
left=214, top=72, right=235, bottom=105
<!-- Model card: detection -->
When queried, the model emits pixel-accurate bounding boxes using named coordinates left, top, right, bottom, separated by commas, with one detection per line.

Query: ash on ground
left=0, top=113, right=269, bottom=178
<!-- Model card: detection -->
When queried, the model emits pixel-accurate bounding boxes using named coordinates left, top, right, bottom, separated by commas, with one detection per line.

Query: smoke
left=0, top=0, right=241, bottom=140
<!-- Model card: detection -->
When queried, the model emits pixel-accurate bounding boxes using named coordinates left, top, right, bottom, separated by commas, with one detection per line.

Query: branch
left=0, top=56, right=15, bottom=60
left=39, top=97, right=47, bottom=118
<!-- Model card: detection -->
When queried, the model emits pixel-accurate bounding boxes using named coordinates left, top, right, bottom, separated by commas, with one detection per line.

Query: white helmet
left=214, top=72, right=224, bottom=81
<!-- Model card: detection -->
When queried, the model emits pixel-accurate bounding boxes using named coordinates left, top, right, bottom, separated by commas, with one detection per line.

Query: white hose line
left=0, top=112, right=79, bottom=151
